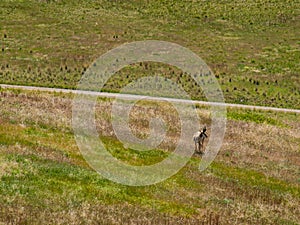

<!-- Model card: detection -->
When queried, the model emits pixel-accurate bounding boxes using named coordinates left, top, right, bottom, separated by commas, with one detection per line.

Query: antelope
left=193, top=126, right=208, bottom=154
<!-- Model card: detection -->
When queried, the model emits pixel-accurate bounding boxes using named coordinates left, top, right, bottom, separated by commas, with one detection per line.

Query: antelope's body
left=193, top=127, right=208, bottom=154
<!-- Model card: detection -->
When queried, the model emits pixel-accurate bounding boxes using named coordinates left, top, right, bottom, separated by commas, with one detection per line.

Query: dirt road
left=1, top=84, right=299, bottom=114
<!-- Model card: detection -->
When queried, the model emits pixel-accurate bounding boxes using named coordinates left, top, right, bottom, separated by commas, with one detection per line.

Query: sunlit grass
left=0, top=89, right=300, bottom=223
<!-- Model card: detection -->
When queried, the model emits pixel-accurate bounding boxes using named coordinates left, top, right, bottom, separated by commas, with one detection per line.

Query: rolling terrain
left=0, top=88, right=299, bottom=224
left=0, top=0, right=300, bottom=224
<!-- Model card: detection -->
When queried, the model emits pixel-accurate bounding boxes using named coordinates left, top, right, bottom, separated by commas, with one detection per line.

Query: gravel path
left=1, top=84, right=299, bottom=114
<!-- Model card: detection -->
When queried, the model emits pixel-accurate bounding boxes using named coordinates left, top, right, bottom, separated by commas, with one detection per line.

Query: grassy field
left=0, top=0, right=299, bottom=108
left=0, top=0, right=300, bottom=224
left=0, top=89, right=299, bottom=224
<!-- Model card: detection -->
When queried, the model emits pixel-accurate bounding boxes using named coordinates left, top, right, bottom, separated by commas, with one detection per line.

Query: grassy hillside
left=0, top=88, right=299, bottom=224
left=0, top=0, right=299, bottom=108
left=0, top=0, right=299, bottom=224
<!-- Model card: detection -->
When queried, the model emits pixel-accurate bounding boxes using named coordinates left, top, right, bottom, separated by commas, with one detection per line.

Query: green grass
left=227, top=109, right=286, bottom=127
left=102, top=136, right=170, bottom=166
left=0, top=122, right=198, bottom=216
left=0, top=0, right=300, bottom=222
left=0, top=108, right=299, bottom=223
left=0, top=0, right=299, bottom=108
left=210, top=162, right=300, bottom=198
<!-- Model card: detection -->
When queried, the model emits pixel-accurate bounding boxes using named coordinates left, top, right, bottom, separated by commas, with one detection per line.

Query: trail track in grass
left=1, top=84, right=300, bottom=114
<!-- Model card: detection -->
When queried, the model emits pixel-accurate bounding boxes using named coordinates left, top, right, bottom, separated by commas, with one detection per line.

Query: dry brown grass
left=0, top=200, right=223, bottom=225
left=1, top=89, right=299, bottom=175
left=184, top=168, right=300, bottom=224
left=2, top=89, right=299, bottom=182
left=218, top=120, right=300, bottom=183
left=0, top=89, right=299, bottom=224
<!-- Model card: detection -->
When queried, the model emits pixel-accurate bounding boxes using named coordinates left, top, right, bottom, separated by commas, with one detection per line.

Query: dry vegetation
left=0, top=89, right=299, bottom=224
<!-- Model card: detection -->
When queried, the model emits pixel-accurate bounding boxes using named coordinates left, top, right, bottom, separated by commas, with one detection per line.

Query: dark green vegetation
left=0, top=89, right=299, bottom=224
left=1, top=0, right=299, bottom=108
